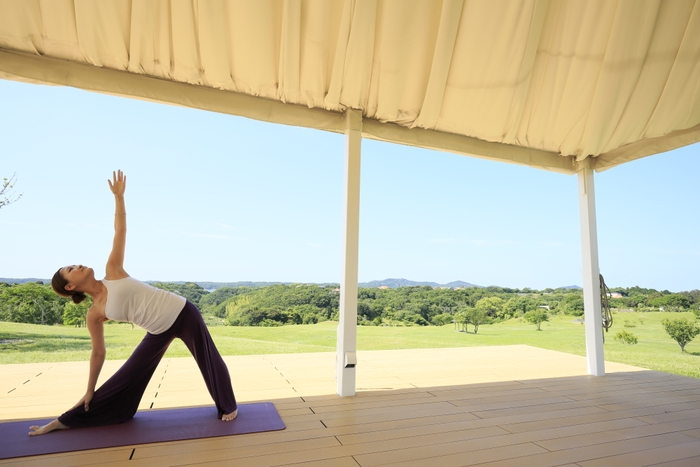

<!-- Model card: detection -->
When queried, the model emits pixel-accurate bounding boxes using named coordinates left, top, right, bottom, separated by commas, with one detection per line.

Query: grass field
left=2, top=311, right=700, bottom=378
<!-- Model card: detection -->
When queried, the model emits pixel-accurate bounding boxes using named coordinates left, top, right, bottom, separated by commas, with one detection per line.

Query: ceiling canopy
left=1, top=0, right=699, bottom=174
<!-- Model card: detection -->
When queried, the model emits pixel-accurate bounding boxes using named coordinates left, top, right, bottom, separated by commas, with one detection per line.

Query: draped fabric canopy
left=0, top=0, right=699, bottom=173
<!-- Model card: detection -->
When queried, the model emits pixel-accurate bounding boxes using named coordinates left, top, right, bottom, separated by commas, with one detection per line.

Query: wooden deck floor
left=3, top=345, right=700, bottom=466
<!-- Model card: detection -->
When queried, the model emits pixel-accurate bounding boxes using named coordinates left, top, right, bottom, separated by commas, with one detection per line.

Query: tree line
left=1, top=280, right=698, bottom=328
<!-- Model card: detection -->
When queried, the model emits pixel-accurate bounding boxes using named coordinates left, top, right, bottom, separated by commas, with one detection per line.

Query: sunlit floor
left=3, top=345, right=700, bottom=466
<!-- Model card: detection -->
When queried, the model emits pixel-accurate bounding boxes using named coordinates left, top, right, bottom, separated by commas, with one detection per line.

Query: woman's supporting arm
left=106, top=170, right=128, bottom=280
left=77, top=309, right=106, bottom=411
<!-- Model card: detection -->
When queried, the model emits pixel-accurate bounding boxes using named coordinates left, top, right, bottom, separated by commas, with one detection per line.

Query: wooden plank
left=126, top=436, right=341, bottom=466
left=320, top=402, right=466, bottom=428
left=432, top=386, right=546, bottom=402
left=561, top=384, right=700, bottom=403
left=353, top=418, right=659, bottom=467
left=282, top=457, right=360, bottom=467
left=0, top=448, right=131, bottom=467
left=308, top=392, right=436, bottom=413
left=577, top=441, right=700, bottom=467
left=427, top=380, right=528, bottom=395
left=364, top=442, right=547, bottom=467
left=338, top=417, right=644, bottom=447
left=637, top=408, right=700, bottom=425
left=536, top=422, right=689, bottom=452
left=131, top=422, right=330, bottom=459
left=477, top=433, right=698, bottom=467
left=566, top=388, right=700, bottom=408
left=448, top=394, right=574, bottom=411
left=682, top=428, right=700, bottom=439
left=499, top=402, right=700, bottom=433
left=651, top=455, right=700, bottom=467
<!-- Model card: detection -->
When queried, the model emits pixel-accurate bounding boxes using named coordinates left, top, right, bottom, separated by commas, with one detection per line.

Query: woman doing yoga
left=29, top=170, right=237, bottom=436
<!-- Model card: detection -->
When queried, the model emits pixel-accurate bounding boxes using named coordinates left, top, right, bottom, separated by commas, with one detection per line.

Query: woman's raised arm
left=106, top=170, right=128, bottom=280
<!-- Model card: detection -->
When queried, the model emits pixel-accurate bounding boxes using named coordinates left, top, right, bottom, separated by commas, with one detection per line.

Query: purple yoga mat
left=0, top=402, right=285, bottom=460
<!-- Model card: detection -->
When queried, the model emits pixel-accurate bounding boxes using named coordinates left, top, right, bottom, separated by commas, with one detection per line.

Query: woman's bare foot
left=222, top=408, right=238, bottom=422
left=29, top=419, right=68, bottom=436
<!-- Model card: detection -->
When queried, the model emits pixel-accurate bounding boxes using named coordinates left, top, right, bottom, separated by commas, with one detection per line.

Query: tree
left=288, top=304, right=324, bottom=324
left=614, top=330, right=638, bottom=345
left=503, top=296, right=537, bottom=318
left=431, top=313, right=453, bottom=326
left=524, top=309, right=549, bottom=330
left=454, top=309, right=468, bottom=332
left=150, top=281, right=209, bottom=306
left=200, top=286, right=255, bottom=317
left=661, top=318, right=700, bottom=352
left=63, top=299, right=92, bottom=327
left=559, top=293, right=584, bottom=316
left=0, top=282, right=64, bottom=325
left=1, top=173, right=22, bottom=209
left=649, top=294, right=689, bottom=312
left=475, top=296, right=504, bottom=319
left=465, top=307, right=488, bottom=334
left=681, top=290, right=700, bottom=310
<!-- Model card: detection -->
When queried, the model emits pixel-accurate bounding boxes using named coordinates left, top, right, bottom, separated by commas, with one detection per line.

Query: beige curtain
left=1, top=0, right=698, bottom=173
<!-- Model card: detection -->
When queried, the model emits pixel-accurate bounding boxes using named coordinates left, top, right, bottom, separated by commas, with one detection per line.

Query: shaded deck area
left=2, top=345, right=700, bottom=466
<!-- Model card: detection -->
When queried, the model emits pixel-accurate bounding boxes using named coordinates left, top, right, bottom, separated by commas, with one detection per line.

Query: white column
left=337, top=109, right=362, bottom=396
left=578, top=167, right=605, bottom=376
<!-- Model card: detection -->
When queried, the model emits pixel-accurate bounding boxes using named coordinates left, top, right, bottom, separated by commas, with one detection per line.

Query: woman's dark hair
left=51, top=268, right=87, bottom=304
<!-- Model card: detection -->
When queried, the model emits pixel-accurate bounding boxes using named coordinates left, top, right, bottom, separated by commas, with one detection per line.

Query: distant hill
left=0, top=278, right=48, bottom=284
left=1, top=277, right=576, bottom=291
left=178, top=281, right=288, bottom=290
left=358, top=278, right=480, bottom=289
left=165, top=281, right=343, bottom=290
left=444, top=280, right=481, bottom=288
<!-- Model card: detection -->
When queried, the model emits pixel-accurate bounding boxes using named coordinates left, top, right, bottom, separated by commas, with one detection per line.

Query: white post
left=578, top=166, right=605, bottom=376
left=337, top=109, right=362, bottom=396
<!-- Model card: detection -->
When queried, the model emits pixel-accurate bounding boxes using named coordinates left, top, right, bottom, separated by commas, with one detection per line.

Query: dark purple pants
left=58, top=301, right=237, bottom=428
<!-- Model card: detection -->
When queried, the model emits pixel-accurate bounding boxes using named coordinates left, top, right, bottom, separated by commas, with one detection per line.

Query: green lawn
left=2, top=311, right=700, bottom=378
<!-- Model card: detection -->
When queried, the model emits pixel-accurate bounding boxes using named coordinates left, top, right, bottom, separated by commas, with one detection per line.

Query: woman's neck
left=82, top=279, right=107, bottom=299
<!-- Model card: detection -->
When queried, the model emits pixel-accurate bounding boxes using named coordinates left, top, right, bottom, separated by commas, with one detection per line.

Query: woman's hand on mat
left=108, top=169, right=126, bottom=196
left=70, top=390, right=94, bottom=411
left=83, top=390, right=94, bottom=411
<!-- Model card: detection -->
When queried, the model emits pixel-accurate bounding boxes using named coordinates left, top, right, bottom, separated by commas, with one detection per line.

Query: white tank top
left=102, top=277, right=186, bottom=335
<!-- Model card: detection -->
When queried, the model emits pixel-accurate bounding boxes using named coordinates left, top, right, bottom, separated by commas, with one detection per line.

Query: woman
left=29, top=170, right=237, bottom=436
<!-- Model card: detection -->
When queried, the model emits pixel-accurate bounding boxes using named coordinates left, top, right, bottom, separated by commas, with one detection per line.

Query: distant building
left=378, top=286, right=389, bottom=290
left=610, top=292, right=623, bottom=299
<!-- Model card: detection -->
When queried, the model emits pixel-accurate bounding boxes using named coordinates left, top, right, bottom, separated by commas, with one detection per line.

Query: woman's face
left=60, top=265, right=94, bottom=290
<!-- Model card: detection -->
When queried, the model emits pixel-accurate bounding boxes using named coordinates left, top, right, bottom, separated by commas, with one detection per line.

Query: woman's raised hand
left=108, top=170, right=126, bottom=196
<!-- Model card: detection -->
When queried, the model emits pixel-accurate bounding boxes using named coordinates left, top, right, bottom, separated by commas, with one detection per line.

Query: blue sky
left=0, top=79, right=697, bottom=291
